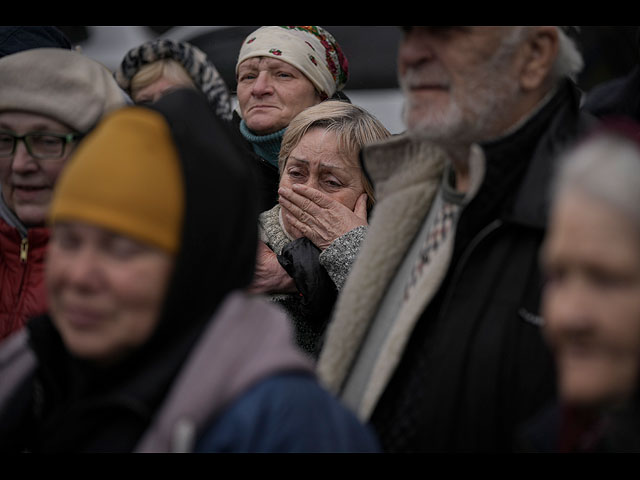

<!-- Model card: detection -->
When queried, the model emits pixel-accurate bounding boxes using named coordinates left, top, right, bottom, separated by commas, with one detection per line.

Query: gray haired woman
left=250, top=100, right=390, bottom=357
left=522, top=118, right=640, bottom=452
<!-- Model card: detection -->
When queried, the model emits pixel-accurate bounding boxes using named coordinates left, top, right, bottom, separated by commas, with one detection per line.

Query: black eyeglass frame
left=0, top=130, right=82, bottom=160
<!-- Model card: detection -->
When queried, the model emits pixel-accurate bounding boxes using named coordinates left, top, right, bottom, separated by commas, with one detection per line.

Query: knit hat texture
left=0, top=48, right=127, bottom=132
left=49, top=107, right=185, bottom=254
left=0, top=26, right=72, bottom=57
left=236, top=26, right=349, bottom=99
left=115, top=39, right=233, bottom=121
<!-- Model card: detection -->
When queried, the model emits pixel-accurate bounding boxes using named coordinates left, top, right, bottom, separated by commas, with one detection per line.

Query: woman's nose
left=63, top=247, right=103, bottom=291
left=398, top=27, right=436, bottom=76
left=252, top=71, right=273, bottom=96
left=544, top=279, right=594, bottom=337
left=11, top=140, right=39, bottom=173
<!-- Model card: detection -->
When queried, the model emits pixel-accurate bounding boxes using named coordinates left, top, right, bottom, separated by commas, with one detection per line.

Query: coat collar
left=479, top=80, right=594, bottom=230
left=361, top=132, right=449, bottom=202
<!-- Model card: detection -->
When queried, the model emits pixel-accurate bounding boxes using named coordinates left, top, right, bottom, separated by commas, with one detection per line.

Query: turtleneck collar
left=239, top=120, right=285, bottom=169
left=482, top=79, right=592, bottom=230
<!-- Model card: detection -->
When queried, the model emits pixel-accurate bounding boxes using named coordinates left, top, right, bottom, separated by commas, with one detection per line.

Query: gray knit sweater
left=258, top=204, right=367, bottom=356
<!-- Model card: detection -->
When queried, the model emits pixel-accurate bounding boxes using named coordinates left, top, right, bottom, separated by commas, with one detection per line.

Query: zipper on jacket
left=20, top=237, right=29, bottom=263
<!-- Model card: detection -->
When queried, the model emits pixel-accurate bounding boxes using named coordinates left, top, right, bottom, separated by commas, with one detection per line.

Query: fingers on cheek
left=299, top=210, right=313, bottom=224
left=286, top=212, right=306, bottom=234
left=279, top=189, right=298, bottom=206
left=283, top=203, right=307, bottom=224
left=294, top=184, right=323, bottom=202
left=305, top=190, right=323, bottom=205
left=282, top=198, right=305, bottom=217
left=285, top=211, right=298, bottom=227
left=279, top=196, right=292, bottom=210
left=282, top=188, right=308, bottom=207
left=280, top=204, right=292, bottom=217
left=296, top=197, right=323, bottom=214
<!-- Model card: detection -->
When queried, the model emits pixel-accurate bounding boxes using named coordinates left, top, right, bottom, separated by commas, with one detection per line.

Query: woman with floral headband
left=235, top=26, right=349, bottom=212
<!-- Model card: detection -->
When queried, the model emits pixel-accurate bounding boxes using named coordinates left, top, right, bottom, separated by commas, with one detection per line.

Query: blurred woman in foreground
left=0, top=89, right=379, bottom=453
left=522, top=119, right=640, bottom=452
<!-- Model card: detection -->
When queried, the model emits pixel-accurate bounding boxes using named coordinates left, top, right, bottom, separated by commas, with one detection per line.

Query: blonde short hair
left=279, top=101, right=391, bottom=209
left=130, top=59, right=195, bottom=100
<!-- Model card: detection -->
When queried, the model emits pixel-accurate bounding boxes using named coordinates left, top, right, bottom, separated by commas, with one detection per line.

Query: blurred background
left=55, top=26, right=640, bottom=134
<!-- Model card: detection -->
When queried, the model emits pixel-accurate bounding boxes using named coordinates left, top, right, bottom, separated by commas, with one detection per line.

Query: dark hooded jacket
left=0, top=89, right=379, bottom=453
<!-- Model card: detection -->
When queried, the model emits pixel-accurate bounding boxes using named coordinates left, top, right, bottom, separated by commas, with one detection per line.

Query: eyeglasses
left=0, top=130, right=81, bottom=160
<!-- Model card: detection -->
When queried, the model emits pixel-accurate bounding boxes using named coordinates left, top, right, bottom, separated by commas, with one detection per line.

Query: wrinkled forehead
left=290, top=128, right=361, bottom=168
left=237, top=56, right=301, bottom=74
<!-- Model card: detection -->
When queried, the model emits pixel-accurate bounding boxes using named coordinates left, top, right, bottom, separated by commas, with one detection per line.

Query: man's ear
left=519, top=26, right=559, bottom=92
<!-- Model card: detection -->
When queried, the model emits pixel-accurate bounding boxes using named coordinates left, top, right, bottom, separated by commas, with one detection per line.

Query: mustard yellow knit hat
left=49, top=107, right=185, bottom=254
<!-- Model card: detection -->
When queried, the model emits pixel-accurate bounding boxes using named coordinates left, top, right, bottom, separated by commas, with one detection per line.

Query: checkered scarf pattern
left=403, top=201, right=459, bottom=302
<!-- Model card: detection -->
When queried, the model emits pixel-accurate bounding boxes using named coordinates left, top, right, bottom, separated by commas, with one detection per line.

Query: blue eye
left=238, top=72, right=257, bottom=82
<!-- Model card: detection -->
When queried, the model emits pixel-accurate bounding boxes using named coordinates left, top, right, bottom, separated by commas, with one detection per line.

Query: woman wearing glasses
left=0, top=47, right=127, bottom=341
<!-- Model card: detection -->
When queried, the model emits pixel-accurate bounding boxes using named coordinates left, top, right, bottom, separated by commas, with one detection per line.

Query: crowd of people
left=0, top=25, right=639, bottom=453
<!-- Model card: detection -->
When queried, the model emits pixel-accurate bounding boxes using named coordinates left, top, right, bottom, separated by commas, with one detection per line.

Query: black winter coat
left=231, top=112, right=280, bottom=212
left=371, top=80, right=598, bottom=452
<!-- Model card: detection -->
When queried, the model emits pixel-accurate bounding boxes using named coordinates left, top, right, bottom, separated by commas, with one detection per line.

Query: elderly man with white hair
left=315, top=26, right=597, bottom=452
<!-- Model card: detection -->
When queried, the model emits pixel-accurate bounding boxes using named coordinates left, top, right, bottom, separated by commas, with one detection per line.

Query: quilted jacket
left=0, top=217, right=49, bottom=340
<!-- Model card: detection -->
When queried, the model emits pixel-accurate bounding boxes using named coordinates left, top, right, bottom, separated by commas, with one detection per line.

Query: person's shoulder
left=196, top=372, right=381, bottom=453
left=0, top=215, right=16, bottom=236
left=516, top=403, right=561, bottom=453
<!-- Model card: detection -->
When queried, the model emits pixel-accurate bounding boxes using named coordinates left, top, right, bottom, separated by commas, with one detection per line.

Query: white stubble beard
left=400, top=35, right=524, bottom=148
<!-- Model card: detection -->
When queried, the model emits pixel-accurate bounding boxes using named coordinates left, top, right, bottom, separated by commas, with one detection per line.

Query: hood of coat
left=145, top=88, right=259, bottom=344
left=24, top=88, right=260, bottom=452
